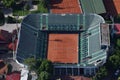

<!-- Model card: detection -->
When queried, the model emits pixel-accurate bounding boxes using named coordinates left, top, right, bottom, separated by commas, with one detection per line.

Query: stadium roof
left=80, top=0, right=106, bottom=14
left=17, top=14, right=108, bottom=66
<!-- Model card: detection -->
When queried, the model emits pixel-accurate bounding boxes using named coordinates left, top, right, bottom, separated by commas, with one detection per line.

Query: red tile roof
left=0, top=30, right=12, bottom=42
left=56, top=76, right=91, bottom=80
left=0, top=35, right=6, bottom=41
left=8, top=39, right=17, bottom=51
left=6, top=72, right=20, bottom=80
left=51, top=0, right=82, bottom=14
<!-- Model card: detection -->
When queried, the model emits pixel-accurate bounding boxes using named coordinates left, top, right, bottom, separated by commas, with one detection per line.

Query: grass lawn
left=12, top=1, right=48, bottom=16
left=13, top=10, right=31, bottom=16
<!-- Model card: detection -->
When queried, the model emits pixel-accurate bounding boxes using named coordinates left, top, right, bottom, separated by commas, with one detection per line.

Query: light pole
left=110, top=15, right=114, bottom=38
left=16, top=15, right=19, bottom=34
left=12, top=35, right=16, bottom=60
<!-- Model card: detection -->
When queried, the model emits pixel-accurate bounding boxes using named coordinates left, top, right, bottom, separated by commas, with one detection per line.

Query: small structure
left=17, top=14, right=109, bottom=76
left=100, top=23, right=110, bottom=46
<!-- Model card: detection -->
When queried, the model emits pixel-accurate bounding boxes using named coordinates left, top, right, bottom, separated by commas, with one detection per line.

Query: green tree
left=117, top=39, right=120, bottom=47
left=35, top=58, right=42, bottom=69
left=38, top=59, right=53, bottom=74
left=24, top=57, right=36, bottom=70
left=107, top=47, right=120, bottom=70
left=38, top=71, right=51, bottom=80
left=109, top=54, right=120, bottom=69
left=2, top=0, right=14, bottom=8
left=93, top=66, right=107, bottom=80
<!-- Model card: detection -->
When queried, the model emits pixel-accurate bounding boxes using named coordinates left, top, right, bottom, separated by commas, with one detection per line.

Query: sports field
left=51, top=0, right=82, bottom=14
left=113, top=0, right=120, bottom=14
left=47, top=33, right=78, bottom=63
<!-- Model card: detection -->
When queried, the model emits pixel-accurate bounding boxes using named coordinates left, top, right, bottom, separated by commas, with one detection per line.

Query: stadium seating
left=17, top=14, right=107, bottom=67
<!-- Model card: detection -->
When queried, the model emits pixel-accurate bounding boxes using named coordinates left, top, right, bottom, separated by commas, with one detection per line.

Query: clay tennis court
left=51, top=0, right=82, bottom=14
left=47, top=33, right=78, bottom=63
left=113, top=0, right=120, bottom=14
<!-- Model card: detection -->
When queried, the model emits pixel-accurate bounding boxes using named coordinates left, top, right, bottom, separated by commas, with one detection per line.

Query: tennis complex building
left=17, top=13, right=110, bottom=76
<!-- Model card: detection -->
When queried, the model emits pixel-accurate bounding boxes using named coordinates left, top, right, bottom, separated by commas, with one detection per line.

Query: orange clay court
left=47, top=34, right=78, bottom=64
left=113, top=0, right=120, bottom=14
left=51, top=0, right=82, bottom=14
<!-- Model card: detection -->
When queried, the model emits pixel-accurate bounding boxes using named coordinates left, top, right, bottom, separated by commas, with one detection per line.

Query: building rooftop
left=17, top=14, right=108, bottom=66
left=6, top=71, right=20, bottom=80
left=80, top=0, right=106, bottom=14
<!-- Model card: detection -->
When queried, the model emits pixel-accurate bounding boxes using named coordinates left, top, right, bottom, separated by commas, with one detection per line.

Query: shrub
left=6, top=16, right=16, bottom=23
left=24, top=3, right=31, bottom=11
left=38, top=71, right=51, bottom=80
left=117, top=39, right=120, bottom=47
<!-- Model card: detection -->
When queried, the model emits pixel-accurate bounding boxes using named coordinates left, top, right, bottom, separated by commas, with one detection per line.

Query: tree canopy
left=24, top=58, right=53, bottom=80
left=93, top=66, right=107, bottom=80
left=108, top=48, right=120, bottom=69
left=2, top=0, right=14, bottom=8
left=24, top=57, right=36, bottom=70
left=38, top=59, right=53, bottom=74
left=38, top=71, right=51, bottom=80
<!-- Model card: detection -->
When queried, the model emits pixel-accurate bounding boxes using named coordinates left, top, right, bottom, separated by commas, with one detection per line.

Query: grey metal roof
left=80, top=0, right=106, bottom=14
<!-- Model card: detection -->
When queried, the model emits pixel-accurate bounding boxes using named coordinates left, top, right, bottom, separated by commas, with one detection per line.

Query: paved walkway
left=50, top=0, right=82, bottom=13
left=0, top=23, right=20, bottom=33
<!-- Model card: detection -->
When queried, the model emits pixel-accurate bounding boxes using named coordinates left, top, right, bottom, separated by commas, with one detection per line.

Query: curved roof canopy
left=17, top=14, right=107, bottom=66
